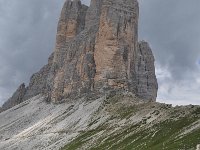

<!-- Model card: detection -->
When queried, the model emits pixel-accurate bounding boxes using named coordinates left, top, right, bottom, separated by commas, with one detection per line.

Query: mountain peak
left=1, top=1, right=199, bottom=150
left=2, top=0, right=157, bottom=110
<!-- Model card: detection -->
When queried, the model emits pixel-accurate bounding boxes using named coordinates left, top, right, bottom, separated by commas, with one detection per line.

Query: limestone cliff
left=136, top=41, right=158, bottom=100
left=1, top=0, right=158, bottom=111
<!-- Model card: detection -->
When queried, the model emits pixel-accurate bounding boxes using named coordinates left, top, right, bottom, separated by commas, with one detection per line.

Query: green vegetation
left=104, top=95, right=138, bottom=119
left=60, top=95, right=200, bottom=150
left=60, top=128, right=103, bottom=150
left=192, top=107, right=200, bottom=115
left=117, top=105, right=137, bottom=119
left=61, top=117, right=200, bottom=150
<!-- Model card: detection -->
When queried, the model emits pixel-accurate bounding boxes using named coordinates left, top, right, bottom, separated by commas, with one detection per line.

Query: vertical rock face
left=49, top=0, right=94, bottom=102
left=48, top=0, right=141, bottom=102
left=136, top=41, right=158, bottom=100
left=94, top=0, right=139, bottom=92
left=54, top=0, right=88, bottom=62
left=1, top=0, right=158, bottom=111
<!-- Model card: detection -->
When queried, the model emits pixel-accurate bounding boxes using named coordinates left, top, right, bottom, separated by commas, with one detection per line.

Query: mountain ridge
left=0, top=94, right=200, bottom=149
left=0, top=0, right=199, bottom=150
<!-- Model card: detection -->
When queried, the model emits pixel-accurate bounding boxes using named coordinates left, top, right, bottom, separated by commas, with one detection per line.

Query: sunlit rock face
left=2, top=0, right=158, bottom=110
left=46, top=0, right=157, bottom=102
left=94, top=0, right=139, bottom=93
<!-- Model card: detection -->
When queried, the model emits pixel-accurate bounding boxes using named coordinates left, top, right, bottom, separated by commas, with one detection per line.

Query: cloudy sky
left=0, top=0, right=200, bottom=106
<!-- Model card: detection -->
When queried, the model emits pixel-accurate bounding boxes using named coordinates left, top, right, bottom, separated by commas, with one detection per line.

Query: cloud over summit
left=0, top=0, right=200, bottom=105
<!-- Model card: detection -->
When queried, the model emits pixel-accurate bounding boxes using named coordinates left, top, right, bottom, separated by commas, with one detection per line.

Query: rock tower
left=1, top=0, right=158, bottom=111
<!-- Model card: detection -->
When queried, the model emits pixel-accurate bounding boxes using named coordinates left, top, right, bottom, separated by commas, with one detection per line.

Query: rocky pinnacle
left=1, top=0, right=158, bottom=111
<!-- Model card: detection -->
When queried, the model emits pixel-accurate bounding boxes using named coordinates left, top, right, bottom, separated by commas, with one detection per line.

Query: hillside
left=0, top=94, right=200, bottom=150
left=0, top=0, right=199, bottom=150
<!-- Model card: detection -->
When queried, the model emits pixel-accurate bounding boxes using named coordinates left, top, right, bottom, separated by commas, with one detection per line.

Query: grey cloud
left=0, top=0, right=65, bottom=104
left=0, top=0, right=200, bottom=105
left=139, top=0, right=200, bottom=104
left=139, top=0, right=200, bottom=80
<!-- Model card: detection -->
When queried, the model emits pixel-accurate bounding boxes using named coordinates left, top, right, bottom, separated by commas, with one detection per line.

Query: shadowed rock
left=1, top=83, right=26, bottom=111
left=136, top=41, right=158, bottom=100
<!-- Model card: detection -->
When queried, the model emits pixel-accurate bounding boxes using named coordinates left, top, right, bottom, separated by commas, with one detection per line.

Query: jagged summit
left=1, top=1, right=200, bottom=150
left=1, top=0, right=158, bottom=111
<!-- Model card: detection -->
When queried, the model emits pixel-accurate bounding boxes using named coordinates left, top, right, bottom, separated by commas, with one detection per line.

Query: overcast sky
left=0, top=0, right=200, bottom=106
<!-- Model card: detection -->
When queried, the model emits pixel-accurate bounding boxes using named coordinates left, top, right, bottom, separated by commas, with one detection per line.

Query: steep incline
left=0, top=94, right=200, bottom=150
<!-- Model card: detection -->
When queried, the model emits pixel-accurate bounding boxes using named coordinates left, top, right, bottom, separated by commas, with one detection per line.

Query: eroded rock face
left=1, top=0, right=158, bottom=111
left=94, top=0, right=139, bottom=91
left=23, top=53, right=54, bottom=100
left=136, top=41, right=158, bottom=100
left=1, top=84, right=26, bottom=111
left=46, top=0, right=142, bottom=102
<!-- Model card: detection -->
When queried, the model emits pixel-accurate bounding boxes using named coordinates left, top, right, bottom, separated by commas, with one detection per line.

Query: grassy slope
left=61, top=95, right=200, bottom=150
